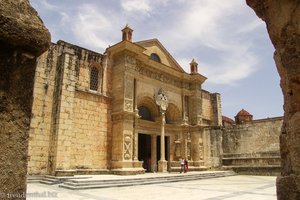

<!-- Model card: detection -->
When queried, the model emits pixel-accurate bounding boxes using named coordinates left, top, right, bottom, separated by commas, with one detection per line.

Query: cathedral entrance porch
left=138, top=133, right=170, bottom=173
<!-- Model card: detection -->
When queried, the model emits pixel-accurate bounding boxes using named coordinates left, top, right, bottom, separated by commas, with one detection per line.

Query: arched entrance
left=137, top=104, right=155, bottom=172
left=137, top=97, right=172, bottom=172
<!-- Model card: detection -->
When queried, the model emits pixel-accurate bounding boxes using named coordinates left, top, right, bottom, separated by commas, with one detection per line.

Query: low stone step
left=40, top=175, right=92, bottom=185
left=63, top=172, right=226, bottom=186
left=222, top=165, right=280, bottom=176
left=59, top=171, right=236, bottom=190
left=222, top=157, right=281, bottom=166
left=171, top=166, right=208, bottom=172
left=27, top=176, right=44, bottom=183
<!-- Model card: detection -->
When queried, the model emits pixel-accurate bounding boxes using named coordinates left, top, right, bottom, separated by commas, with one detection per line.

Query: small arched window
left=150, top=53, right=161, bottom=63
left=90, top=67, right=99, bottom=91
left=138, top=106, right=153, bottom=121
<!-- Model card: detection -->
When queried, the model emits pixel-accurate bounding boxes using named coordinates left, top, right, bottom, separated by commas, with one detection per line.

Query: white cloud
left=71, top=4, right=115, bottom=50
left=236, top=19, right=264, bottom=34
left=160, top=0, right=262, bottom=85
left=201, top=54, right=258, bottom=85
left=121, top=0, right=151, bottom=13
left=121, top=0, right=171, bottom=15
left=33, top=0, right=264, bottom=86
left=39, top=0, right=57, bottom=11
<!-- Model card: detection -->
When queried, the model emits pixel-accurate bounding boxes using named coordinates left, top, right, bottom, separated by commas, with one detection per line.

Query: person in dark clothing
left=184, top=158, right=188, bottom=173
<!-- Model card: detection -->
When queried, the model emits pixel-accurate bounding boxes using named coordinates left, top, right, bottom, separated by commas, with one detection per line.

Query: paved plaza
left=26, top=174, right=276, bottom=200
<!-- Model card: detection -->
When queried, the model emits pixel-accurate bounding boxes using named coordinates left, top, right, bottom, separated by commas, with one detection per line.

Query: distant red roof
left=236, top=109, right=252, bottom=117
left=222, top=116, right=235, bottom=124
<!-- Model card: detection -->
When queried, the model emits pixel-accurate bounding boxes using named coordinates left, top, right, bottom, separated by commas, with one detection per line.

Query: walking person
left=184, top=158, right=188, bottom=173
left=180, top=158, right=185, bottom=173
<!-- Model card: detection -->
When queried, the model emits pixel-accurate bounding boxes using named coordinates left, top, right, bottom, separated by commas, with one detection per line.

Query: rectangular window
left=90, top=67, right=99, bottom=91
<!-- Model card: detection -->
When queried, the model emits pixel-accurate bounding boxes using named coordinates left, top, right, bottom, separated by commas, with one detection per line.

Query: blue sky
left=30, top=0, right=283, bottom=119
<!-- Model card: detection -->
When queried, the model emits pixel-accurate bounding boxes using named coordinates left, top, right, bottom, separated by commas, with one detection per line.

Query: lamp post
left=155, top=88, right=168, bottom=172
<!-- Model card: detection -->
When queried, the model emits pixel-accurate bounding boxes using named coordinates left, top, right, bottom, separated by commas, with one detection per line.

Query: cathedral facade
left=28, top=25, right=224, bottom=175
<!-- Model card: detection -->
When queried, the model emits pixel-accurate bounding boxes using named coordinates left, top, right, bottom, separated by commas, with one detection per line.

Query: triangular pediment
left=135, top=39, right=185, bottom=73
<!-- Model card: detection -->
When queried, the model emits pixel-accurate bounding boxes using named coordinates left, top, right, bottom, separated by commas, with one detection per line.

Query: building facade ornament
left=155, top=88, right=169, bottom=112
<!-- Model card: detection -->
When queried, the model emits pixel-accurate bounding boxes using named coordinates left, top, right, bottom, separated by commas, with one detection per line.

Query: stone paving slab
left=25, top=175, right=276, bottom=200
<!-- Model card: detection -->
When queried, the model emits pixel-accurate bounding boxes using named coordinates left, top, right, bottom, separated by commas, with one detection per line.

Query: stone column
left=158, top=111, right=168, bottom=172
left=155, top=88, right=168, bottom=172
left=151, top=135, right=157, bottom=172
left=160, top=112, right=166, bottom=161
left=246, top=1, right=300, bottom=199
left=102, top=53, right=108, bottom=96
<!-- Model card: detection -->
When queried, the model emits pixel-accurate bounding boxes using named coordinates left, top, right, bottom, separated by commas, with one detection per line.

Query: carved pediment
left=135, top=39, right=185, bottom=73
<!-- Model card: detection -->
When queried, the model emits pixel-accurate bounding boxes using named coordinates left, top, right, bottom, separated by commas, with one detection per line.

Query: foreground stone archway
left=0, top=0, right=50, bottom=198
left=246, top=1, right=300, bottom=199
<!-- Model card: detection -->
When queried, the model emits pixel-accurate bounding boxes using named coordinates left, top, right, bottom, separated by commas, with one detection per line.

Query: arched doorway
left=138, top=133, right=151, bottom=172
left=137, top=104, right=155, bottom=172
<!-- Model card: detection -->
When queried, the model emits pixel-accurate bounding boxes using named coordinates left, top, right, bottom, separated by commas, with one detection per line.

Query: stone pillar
left=133, top=108, right=139, bottom=161
left=211, top=93, right=222, bottom=126
left=151, top=135, right=157, bottom=172
left=189, top=84, right=203, bottom=126
left=191, top=132, right=202, bottom=167
left=246, top=1, right=300, bottom=199
left=132, top=77, right=139, bottom=162
left=160, top=112, right=166, bottom=161
left=102, top=53, right=108, bottom=96
left=109, top=53, right=143, bottom=174
left=0, top=0, right=50, bottom=198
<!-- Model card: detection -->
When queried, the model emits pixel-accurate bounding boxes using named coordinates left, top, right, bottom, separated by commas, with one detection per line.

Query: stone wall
left=0, top=0, right=50, bottom=198
left=222, top=117, right=282, bottom=175
left=28, top=46, right=58, bottom=174
left=223, top=117, right=282, bottom=154
left=28, top=40, right=111, bottom=175
left=203, top=127, right=223, bottom=168
left=71, top=91, right=111, bottom=169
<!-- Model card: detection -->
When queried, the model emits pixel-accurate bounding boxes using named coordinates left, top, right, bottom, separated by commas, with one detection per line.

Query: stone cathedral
left=29, top=25, right=280, bottom=176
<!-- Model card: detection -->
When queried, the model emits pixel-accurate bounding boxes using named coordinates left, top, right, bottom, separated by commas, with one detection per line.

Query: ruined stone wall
left=222, top=117, right=282, bottom=175
left=203, top=127, right=223, bottom=168
left=222, top=117, right=282, bottom=155
left=0, top=0, right=50, bottom=198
